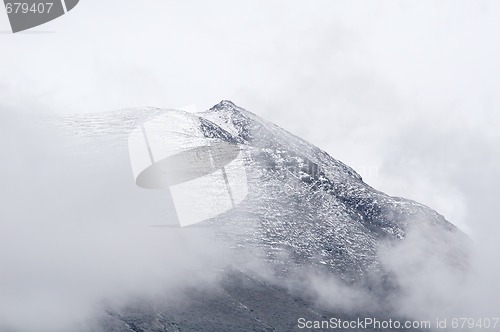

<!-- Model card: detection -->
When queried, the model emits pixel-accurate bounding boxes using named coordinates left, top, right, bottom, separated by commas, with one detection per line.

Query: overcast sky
left=1, top=1, right=500, bottom=330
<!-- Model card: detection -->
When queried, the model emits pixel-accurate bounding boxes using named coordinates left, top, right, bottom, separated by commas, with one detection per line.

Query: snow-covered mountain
left=56, top=101, right=468, bottom=331
left=200, top=101, right=464, bottom=280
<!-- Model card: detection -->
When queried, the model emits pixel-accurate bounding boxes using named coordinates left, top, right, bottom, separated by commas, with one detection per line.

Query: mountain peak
left=210, top=100, right=240, bottom=111
left=54, top=101, right=469, bottom=331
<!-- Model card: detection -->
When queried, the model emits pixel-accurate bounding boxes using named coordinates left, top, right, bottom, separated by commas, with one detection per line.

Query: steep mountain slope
left=199, top=101, right=463, bottom=282
left=55, top=101, right=467, bottom=331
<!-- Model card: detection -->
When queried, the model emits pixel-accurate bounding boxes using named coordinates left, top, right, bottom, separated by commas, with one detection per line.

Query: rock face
left=57, top=101, right=467, bottom=331
left=199, top=101, right=462, bottom=282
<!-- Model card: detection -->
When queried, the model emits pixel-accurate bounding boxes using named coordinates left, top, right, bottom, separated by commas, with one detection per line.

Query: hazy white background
left=1, top=0, right=499, bottom=330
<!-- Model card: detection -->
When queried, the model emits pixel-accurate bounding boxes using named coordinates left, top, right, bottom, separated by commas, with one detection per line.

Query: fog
left=0, top=115, right=237, bottom=331
left=1, top=0, right=500, bottom=330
